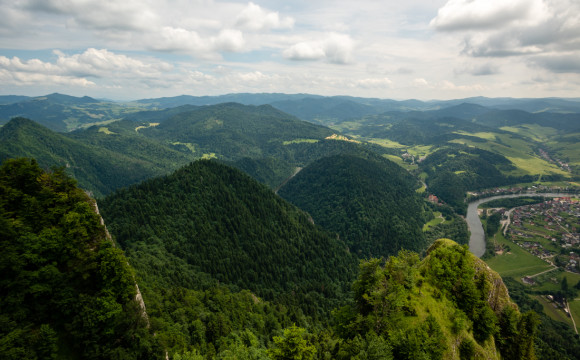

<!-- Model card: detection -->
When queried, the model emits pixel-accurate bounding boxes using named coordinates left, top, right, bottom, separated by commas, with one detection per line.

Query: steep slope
left=0, top=118, right=190, bottom=196
left=0, top=158, right=158, bottom=359
left=278, top=154, right=426, bottom=258
left=99, top=160, right=357, bottom=306
left=334, top=239, right=537, bottom=360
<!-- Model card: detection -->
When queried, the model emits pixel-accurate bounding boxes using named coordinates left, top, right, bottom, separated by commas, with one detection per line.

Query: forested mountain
left=0, top=158, right=158, bottom=359
left=278, top=154, right=426, bottom=258
left=99, top=160, right=358, bottom=311
left=120, top=104, right=199, bottom=123
left=0, top=105, right=398, bottom=196
left=0, top=156, right=555, bottom=359
left=139, top=103, right=334, bottom=160
left=0, top=117, right=190, bottom=197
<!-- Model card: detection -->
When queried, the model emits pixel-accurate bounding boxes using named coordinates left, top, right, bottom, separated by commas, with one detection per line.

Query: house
left=428, top=194, right=439, bottom=203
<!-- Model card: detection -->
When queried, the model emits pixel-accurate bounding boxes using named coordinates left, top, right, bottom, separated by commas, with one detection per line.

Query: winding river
left=467, top=192, right=572, bottom=257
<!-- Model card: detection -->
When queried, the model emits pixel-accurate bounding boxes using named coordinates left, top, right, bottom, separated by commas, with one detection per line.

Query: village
left=484, top=196, right=580, bottom=328
left=505, top=197, right=580, bottom=273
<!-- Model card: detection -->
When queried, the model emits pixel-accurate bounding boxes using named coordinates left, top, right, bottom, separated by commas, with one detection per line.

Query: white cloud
left=283, top=42, right=326, bottom=61
left=434, top=1, right=579, bottom=53
left=151, top=27, right=206, bottom=53
left=430, top=0, right=545, bottom=31
left=214, top=29, right=245, bottom=52
left=55, top=49, right=173, bottom=78
left=284, top=33, right=354, bottom=64
left=354, top=78, right=393, bottom=89
left=0, top=68, right=96, bottom=88
left=440, top=80, right=485, bottom=92
left=0, top=49, right=174, bottom=91
left=235, top=2, right=294, bottom=31
left=150, top=27, right=245, bottom=55
left=413, top=78, right=429, bottom=87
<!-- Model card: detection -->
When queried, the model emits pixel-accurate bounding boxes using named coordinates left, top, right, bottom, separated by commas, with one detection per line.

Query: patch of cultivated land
left=500, top=124, right=558, bottom=142
left=532, top=270, right=580, bottom=293
left=548, top=134, right=580, bottom=168
left=449, top=135, right=569, bottom=177
left=485, top=232, right=552, bottom=278
left=368, top=138, right=406, bottom=148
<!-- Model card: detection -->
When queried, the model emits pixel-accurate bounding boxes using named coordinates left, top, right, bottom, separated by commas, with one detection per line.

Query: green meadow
left=485, top=232, right=553, bottom=279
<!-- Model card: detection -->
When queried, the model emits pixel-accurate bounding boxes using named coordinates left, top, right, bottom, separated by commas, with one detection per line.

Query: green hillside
left=0, top=158, right=158, bottom=359
left=99, top=160, right=358, bottom=310
left=332, top=239, right=537, bottom=360
left=140, top=103, right=335, bottom=160
left=0, top=118, right=190, bottom=197
left=278, top=154, right=426, bottom=258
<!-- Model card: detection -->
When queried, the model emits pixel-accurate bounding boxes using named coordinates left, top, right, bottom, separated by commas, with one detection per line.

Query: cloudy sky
left=0, top=0, right=579, bottom=100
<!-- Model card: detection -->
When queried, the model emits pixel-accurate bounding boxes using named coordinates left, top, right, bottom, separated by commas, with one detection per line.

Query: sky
left=0, top=0, right=579, bottom=100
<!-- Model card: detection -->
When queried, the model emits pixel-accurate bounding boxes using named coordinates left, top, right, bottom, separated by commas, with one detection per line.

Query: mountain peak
left=34, top=93, right=100, bottom=105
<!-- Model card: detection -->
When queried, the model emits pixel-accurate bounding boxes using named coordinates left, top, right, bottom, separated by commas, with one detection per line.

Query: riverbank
left=466, top=192, right=573, bottom=258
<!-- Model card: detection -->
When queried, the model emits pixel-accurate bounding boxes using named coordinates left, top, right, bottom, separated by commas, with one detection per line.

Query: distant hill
left=134, top=93, right=320, bottom=108
left=2, top=92, right=579, bottom=133
left=0, top=93, right=145, bottom=131
left=139, top=102, right=335, bottom=160
left=436, top=96, right=580, bottom=114
left=120, top=104, right=199, bottom=122
left=0, top=118, right=191, bottom=196
left=278, top=154, right=426, bottom=258
left=270, top=97, right=381, bottom=124
left=0, top=95, right=30, bottom=105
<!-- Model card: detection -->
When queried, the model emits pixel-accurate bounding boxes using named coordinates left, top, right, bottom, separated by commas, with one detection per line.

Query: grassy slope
left=449, top=132, right=569, bottom=177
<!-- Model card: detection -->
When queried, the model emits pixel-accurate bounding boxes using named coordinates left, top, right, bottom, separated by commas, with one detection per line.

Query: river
left=467, top=192, right=571, bottom=257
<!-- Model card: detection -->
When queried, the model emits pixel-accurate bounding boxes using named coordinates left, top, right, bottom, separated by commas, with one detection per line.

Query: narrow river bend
left=467, top=192, right=571, bottom=257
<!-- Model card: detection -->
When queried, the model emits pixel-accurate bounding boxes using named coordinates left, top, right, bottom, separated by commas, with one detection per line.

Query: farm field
left=532, top=270, right=580, bottom=292
left=423, top=211, right=446, bottom=231
left=449, top=134, right=569, bottom=177
left=485, top=232, right=553, bottom=278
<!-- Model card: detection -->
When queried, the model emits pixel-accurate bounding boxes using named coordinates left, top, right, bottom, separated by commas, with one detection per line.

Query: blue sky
left=0, top=0, right=579, bottom=100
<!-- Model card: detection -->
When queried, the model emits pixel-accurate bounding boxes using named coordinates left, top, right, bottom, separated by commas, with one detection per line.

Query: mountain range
left=2, top=92, right=580, bottom=359
left=2, top=92, right=580, bottom=132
